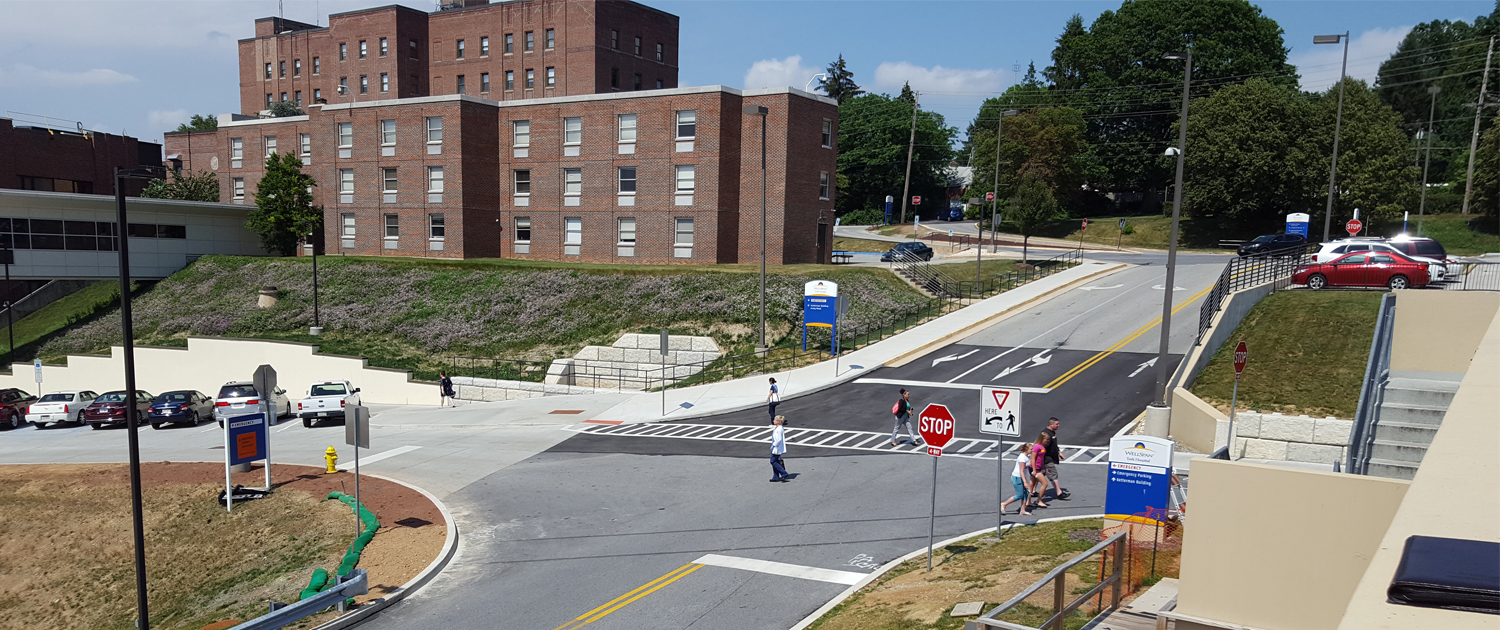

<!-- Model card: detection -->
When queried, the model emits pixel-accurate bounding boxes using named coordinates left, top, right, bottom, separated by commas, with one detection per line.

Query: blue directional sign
left=803, top=281, right=839, bottom=351
left=226, top=412, right=268, bottom=466
left=1285, top=212, right=1310, bottom=238
left=1105, top=435, right=1174, bottom=525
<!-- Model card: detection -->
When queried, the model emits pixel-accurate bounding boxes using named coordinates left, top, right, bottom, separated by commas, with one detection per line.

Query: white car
left=26, top=390, right=99, bottom=428
left=297, top=380, right=362, bottom=427
left=1311, top=239, right=1447, bottom=282
left=213, top=381, right=292, bottom=428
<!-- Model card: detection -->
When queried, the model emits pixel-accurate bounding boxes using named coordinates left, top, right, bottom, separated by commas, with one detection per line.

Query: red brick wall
left=0, top=118, right=161, bottom=197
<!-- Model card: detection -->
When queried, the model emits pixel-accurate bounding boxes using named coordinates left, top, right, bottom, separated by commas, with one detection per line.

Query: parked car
left=1237, top=233, right=1307, bottom=256
left=25, top=390, right=99, bottom=428
left=214, top=381, right=291, bottom=428
left=943, top=207, right=965, bottom=221
left=297, top=380, right=362, bottom=427
left=0, top=388, right=39, bottom=430
left=147, top=390, right=213, bottom=429
left=82, top=390, right=154, bottom=430
left=880, top=241, right=935, bottom=262
left=1384, top=235, right=1461, bottom=278
left=1311, top=238, right=1448, bottom=282
left=1293, top=252, right=1430, bottom=290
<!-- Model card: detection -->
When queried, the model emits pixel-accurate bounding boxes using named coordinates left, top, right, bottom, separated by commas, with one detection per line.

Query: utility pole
left=1462, top=36, right=1495, bottom=215
left=1419, top=86, right=1441, bottom=235
left=991, top=110, right=1018, bottom=253
left=1317, top=32, right=1351, bottom=243
left=899, top=91, right=919, bottom=225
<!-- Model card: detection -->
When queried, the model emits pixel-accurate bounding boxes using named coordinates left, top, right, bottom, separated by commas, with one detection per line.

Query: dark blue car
left=148, top=390, right=213, bottom=429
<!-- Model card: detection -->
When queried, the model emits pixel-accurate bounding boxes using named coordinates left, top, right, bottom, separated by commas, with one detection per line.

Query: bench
left=832, top=251, right=855, bottom=264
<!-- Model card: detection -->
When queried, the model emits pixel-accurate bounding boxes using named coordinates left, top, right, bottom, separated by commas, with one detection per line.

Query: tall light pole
left=1315, top=33, right=1350, bottom=242
left=1418, top=85, right=1442, bottom=235
left=310, top=228, right=321, bottom=334
left=991, top=109, right=1019, bottom=253
left=744, top=105, right=770, bottom=353
left=115, top=166, right=163, bottom=630
left=1147, top=50, right=1191, bottom=437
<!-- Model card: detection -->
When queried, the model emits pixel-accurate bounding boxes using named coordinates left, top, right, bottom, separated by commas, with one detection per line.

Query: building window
left=563, top=217, right=581, bottom=255
left=264, top=63, right=272, bottom=79
left=610, top=68, right=619, bottom=89
left=428, top=166, right=444, bottom=195
left=382, top=167, right=399, bottom=193
left=359, top=75, right=368, bottom=93
left=359, top=40, right=367, bottom=59
left=294, top=59, right=302, bottom=76
left=264, top=135, right=277, bottom=156
left=546, top=67, right=555, bottom=87
left=563, top=117, right=581, bottom=145
left=299, top=133, right=311, bottom=157
left=314, top=88, right=322, bottom=100
left=381, top=119, right=396, bottom=146
left=513, top=120, right=530, bottom=147
left=230, top=137, right=244, bottom=161
left=341, top=213, right=356, bottom=243
left=481, top=72, right=490, bottom=92
left=410, top=39, right=419, bottom=59
left=618, top=114, right=637, bottom=143
left=295, top=90, right=302, bottom=105
left=505, top=70, right=515, bottom=90
left=378, top=73, right=387, bottom=92
left=232, top=178, right=245, bottom=199
left=280, top=92, right=288, bottom=102
left=380, top=37, right=388, bottom=56
left=656, top=43, right=663, bottom=62
left=265, top=93, right=273, bottom=108
left=279, top=61, right=286, bottom=77
left=313, top=57, right=320, bottom=74
left=339, top=43, right=347, bottom=61
left=674, top=218, right=694, bottom=258
left=525, top=68, right=534, bottom=89
left=525, top=31, right=534, bottom=51
left=676, top=110, right=696, bottom=139
left=338, top=76, right=347, bottom=93
left=514, top=170, right=531, bottom=196
left=634, top=36, right=641, bottom=56
left=339, top=168, right=354, bottom=202
left=618, top=167, right=636, bottom=193
left=819, top=172, right=830, bottom=200
left=563, top=168, right=582, bottom=196
left=456, top=74, right=466, bottom=94
left=384, top=214, right=399, bottom=240
left=633, top=73, right=641, bottom=91
left=675, top=165, right=695, bottom=193
left=481, top=36, right=489, bottom=56
left=429, top=214, right=445, bottom=240
left=337, top=122, right=353, bottom=148
left=617, top=217, right=636, bottom=256
left=514, top=217, right=531, bottom=253
left=427, top=116, right=444, bottom=143
left=456, top=39, right=465, bottom=59
left=611, top=30, right=618, bottom=50
left=504, top=33, right=513, bottom=53
left=656, top=79, right=663, bottom=89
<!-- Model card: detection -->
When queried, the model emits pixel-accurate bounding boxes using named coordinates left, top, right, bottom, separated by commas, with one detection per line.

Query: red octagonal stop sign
left=918, top=403, right=956, bottom=455
left=1346, top=219, right=1362, bottom=236
left=1233, top=341, right=1249, bottom=380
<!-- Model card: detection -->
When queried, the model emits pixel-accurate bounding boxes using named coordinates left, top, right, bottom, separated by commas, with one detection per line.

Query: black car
left=880, top=241, right=935, bottom=262
left=1237, top=233, right=1307, bottom=256
left=148, top=390, right=213, bottom=429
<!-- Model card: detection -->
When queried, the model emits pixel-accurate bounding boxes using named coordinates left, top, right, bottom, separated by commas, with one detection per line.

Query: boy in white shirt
left=770, top=415, right=790, bottom=482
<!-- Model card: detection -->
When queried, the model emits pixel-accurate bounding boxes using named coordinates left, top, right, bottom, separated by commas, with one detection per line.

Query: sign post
left=33, top=358, right=42, bottom=386
left=918, top=403, right=955, bottom=571
left=223, top=411, right=269, bottom=512
left=346, top=404, right=370, bottom=537
left=802, top=281, right=838, bottom=351
left=252, top=364, right=277, bottom=491
left=884, top=195, right=893, bottom=226
left=1118, top=218, right=1128, bottom=251
left=1229, top=341, right=1248, bottom=455
left=980, top=387, right=1021, bottom=536
left=834, top=295, right=851, bottom=374
left=1079, top=219, right=1088, bottom=251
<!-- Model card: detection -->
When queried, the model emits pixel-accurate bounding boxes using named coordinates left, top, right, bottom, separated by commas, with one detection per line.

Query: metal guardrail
left=1432, top=260, right=1500, bottom=291
left=1195, top=245, right=1311, bottom=345
left=1346, top=292, right=1397, bottom=475
left=228, top=569, right=368, bottom=630
left=972, top=531, right=1126, bottom=630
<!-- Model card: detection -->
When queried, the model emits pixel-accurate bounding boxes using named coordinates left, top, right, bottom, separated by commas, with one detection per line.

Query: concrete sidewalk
left=592, top=260, right=1124, bottom=423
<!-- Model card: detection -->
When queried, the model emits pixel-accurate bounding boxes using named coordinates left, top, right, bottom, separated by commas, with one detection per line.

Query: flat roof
left=243, top=0, right=678, bottom=43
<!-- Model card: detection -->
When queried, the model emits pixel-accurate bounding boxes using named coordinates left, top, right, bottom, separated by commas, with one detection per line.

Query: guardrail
left=971, top=531, right=1126, bottom=630
left=1433, top=260, right=1500, bottom=291
left=1346, top=292, right=1397, bottom=475
left=228, top=569, right=368, bottom=630
left=1195, top=245, right=1311, bottom=345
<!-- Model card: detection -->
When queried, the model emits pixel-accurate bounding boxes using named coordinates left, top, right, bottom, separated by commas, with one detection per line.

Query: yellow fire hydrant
left=324, top=446, right=339, bottom=474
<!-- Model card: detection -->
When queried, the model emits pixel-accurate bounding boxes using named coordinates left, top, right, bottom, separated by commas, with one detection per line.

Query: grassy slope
left=832, top=236, right=896, bottom=253
left=1192, top=290, right=1383, bottom=418
left=1392, top=213, right=1500, bottom=256
left=0, top=281, right=126, bottom=362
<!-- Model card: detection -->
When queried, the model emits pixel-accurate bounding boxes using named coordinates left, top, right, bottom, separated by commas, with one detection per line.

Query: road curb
left=787, top=514, right=1106, bottom=630
left=311, top=472, right=459, bottom=630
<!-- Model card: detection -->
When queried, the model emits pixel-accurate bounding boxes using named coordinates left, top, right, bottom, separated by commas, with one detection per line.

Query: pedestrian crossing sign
left=980, top=386, right=1022, bottom=437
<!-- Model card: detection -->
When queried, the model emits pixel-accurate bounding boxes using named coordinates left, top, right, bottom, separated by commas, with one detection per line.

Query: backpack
left=892, top=400, right=904, bottom=415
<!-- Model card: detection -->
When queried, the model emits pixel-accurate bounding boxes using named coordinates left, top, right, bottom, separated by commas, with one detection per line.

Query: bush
left=839, top=207, right=885, bottom=225
left=1121, top=223, right=1135, bottom=235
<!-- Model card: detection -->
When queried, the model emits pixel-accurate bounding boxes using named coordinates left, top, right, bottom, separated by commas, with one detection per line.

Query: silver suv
left=1311, top=238, right=1448, bottom=282
left=213, top=381, right=292, bottom=428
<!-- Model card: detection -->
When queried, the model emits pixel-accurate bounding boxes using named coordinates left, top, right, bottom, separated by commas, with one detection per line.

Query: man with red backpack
left=891, top=389, right=921, bottom=447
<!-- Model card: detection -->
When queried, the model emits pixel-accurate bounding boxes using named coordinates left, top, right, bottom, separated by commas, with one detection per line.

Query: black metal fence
left=1195, top=245, right=1312, bottom=345
left=890, top=247, right=1082, bottom=301
left=1432, top=261, right=1500, bottom=291
left=447, top=357, right=550, bottom=382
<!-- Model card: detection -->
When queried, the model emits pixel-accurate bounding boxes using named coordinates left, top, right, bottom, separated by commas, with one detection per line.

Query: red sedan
left=1293, top=251, right=1430, bottom=290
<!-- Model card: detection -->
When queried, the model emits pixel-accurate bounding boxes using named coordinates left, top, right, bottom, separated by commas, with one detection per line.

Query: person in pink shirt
left=1028, top=433, right=1051, bottom=509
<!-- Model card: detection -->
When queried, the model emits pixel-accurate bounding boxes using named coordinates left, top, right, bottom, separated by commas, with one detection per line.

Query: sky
left=0, top=0, right=1493, bottom=146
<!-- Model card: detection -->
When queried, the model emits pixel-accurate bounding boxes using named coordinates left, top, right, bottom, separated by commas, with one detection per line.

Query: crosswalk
left=563, top=422, right=1110, bottom=464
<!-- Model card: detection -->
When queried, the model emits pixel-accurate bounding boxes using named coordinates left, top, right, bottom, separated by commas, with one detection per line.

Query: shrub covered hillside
left=39, top=256, right=929, bottom=376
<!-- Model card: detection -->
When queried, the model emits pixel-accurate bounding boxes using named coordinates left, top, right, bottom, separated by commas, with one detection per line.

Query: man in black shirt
left=1043, top=417, right=1070, bottom=500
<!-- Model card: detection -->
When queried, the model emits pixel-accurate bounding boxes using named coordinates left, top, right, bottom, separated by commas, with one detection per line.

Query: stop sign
left=918, top=403, right=955, bottom=455
left=912, top=196, right=922, bottom=206
left=1081, top=219, right=1089, bottom=232
left=1233, top=341, right=1248, bottom=380
left=985, top=192, right=995, bottom=201
left=1346, top=219, right=1362, bottom=236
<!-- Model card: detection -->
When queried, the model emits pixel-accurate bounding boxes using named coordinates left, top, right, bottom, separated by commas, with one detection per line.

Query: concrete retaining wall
left=450, top=375, right=621, bottom=402
left=546, top=333, right=721, bottom=390
left=1231, top=411, right=1352, bottom=465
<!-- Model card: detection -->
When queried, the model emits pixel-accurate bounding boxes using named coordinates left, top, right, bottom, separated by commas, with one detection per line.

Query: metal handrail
left=1346, top=292, right=1397, bottom=474
left=973, top=531, right=1126, bottom=630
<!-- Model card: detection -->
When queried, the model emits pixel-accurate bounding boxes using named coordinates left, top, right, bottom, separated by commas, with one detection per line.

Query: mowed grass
left=833, top=236, right=898, bottom=253
left=1192, top=290, right=1384, bottom=418
left=1384, top=213, right=1500, bottom=256
left=0, top=281, right=126, bottom=357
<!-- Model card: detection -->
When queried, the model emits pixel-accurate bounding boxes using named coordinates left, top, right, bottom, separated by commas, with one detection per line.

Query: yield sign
left=980, top=387, right=1022, bottom=437
left=1233, top=341, right=1249, bottom=380
left=918, top=403, right=955, bottom=455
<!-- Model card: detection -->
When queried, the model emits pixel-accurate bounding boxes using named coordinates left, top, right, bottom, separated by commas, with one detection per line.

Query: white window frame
left=299, top=133, right=311, bottom=158
left=546, top=28, right=555, bottom=49
left=513, top=120, right=530, bottom=158
left=821, top=120, right=834, bottom=148
left=380, top=37, right=388, bottom=56
left=359, top=75, right=368, bottom=93
left=456, top=39, right=466, bottom=59
left=514, top=169, right=531, bottom=206
left=618, top=167, right=637, bottom=195
left=380, top=73, right=389, bottom=92
left=546, top=67, right=556, bottom=87
left=232, top=177, right=245, bottom=199
left=563, top=217, right=582, bottom=256
left=513, top=216, right=531, bottom=253
left=382, top=167, right=399, bottom=194
left=563, top=168, right=582, bottom=196
left=481, top=72, right=490, bottom=92
left=481, top=36, right=489, bottom=56
left=819, top=171, right=830, bottom=200
left=617, top=217, right=636, bottom=257
left=359, top=40, right=367, bottom=59
left=427, top=166, right=444, bottom=202
left=618, top=114, right=637, bottom=143
left=675, top=165, right=695, bottom=206
left=429, top=213, right=446, bottom=240
left=505, top=70, right=515, bottom=90
left=563, top=117, right=582, bottom=150
left=675, top=110, right=697, bottom=140
left=337, top=122, right=353, bottom=148
left=381, top=119, right=396, bottom=146
left=341, top=213, right=356, bottom=247
left=339, top=168, right=354, bottom=204
left=230, top=137, right=244, bottom=161
left=525, top=68, right=534, bottom=89
left=264, top=135, right=277, bottom=157
left=457, top=74, right=466, bottom=94
left=674, top=218, right=694, bottom=258
left=384, top=213, right=399, bottom=242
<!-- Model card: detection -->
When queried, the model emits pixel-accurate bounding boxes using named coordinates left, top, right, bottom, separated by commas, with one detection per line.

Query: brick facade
left=0, top=117, right=162, bottom=197
left=238, top=0, right=678, bottom=115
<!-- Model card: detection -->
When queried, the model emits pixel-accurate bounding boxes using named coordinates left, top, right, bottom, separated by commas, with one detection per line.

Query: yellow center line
left=553, top=563, right=704, bottom=630
left=1043, top=285, right=1214, bottom=390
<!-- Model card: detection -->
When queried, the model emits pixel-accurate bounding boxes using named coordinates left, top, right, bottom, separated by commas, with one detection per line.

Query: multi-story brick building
left=238, top=0, right=678, bottom=115
left=0, top=116, right=163, bottom=198
left=168, top=0, right=837, bottom=265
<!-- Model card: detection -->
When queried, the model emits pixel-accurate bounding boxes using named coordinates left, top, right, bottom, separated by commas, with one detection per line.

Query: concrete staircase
left=1366, top=377, right=1461, bottom=480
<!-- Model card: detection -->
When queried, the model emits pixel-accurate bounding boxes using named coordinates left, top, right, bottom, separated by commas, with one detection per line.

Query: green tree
left=834, top=93, right=957, bottom=221
left=1008, top=174, right=1068, bottom=262
left=249, top=153, right=323, bottom=256
left=173, top=114, right=217, bottom=133
left=967, top=105, right=1097, bottom=211
left=140, top=170, right=221, bottom=202
left=268, top=101, right=306, bottom=117
left=1322, top=79, right=1419, bottom=227
left=819, top=54, right=864, bottom=104
left=1043, top=0, right=1298, bottom=202
left=1182, top=79, right=1323, bottom=230
left=1472, top=125, right=1500, bottom=221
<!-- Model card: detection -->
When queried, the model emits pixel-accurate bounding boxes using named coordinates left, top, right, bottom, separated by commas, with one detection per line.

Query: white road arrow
left=931, top=348, right=980, bottom=367
left=994, top=350, right=1052, bottom=380
left=1129, top=357, right=1158, bottom=378
left=1151, top=285, right=1187, bottom=291
left=1078, top=284, right=1124, bottom=291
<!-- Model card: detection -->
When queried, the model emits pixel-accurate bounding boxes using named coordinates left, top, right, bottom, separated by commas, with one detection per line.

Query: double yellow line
left=1043, top=284, right=1215, bottom=390
left=553, top=562, right=704, bottom=630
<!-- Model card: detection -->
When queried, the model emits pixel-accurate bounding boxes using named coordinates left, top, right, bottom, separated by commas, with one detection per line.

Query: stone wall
left=449, top=375, right=621, bottom=402
left=1231, top=411, right=1352, bottom=466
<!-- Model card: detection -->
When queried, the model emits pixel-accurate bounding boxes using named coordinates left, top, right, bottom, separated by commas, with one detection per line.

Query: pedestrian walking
left=1000, top=451, right=1033, bottom=516
left=1027, top=432, right=1050, bottom=509
left=891, top=388, right=920, bottom=446
left=766, top=377, right=781, bottom=420
left=769, top=415, right=791, bottom=482
left=439, top=371, right=456, bottom=407
left=1042, top=417, right=1070, bottom=500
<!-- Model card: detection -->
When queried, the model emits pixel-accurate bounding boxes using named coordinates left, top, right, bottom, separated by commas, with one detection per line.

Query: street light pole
left=1418, top=85, right=1442, bottom=236
left=991, top=109, right=1019, bottom=254
left=1315, top=33, right=1350, bottom=242
left=899, top=92, right=919, bottom=225
left=744, top=105, right=770, bottom=353
left=1148, top=50, right=1192, bottom=436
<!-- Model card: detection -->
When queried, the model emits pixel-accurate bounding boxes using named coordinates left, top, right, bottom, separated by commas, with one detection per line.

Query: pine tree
left=248, top=153, right=323, bottom=255
left=898, top=82, right=916, bottom=105
left=818, top=54, right=864, bottom=104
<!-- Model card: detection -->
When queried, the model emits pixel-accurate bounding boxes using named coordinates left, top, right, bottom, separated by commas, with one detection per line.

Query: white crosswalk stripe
left=566, top=423, right=1110, bottom=464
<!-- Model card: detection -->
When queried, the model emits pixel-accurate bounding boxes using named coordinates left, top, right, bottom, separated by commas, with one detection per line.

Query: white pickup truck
left=297, top=380, right=361, bottom=428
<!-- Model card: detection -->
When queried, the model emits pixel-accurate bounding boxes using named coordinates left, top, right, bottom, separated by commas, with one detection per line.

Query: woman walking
left=1027, top=432, right=1051, bottom=509
left=766, top=378, right=781, bottom=420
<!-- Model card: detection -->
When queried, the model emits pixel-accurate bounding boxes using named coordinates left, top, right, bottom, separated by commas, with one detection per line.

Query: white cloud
left=1291, top=26, right=1413, bottom=92
left=872, top=61, right=1006, bottom=95
left=0, top=63, right=137, bottom=88
left=148, top=109, right=191, bottom=131
left=743, top=55, right=821, bottom=90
